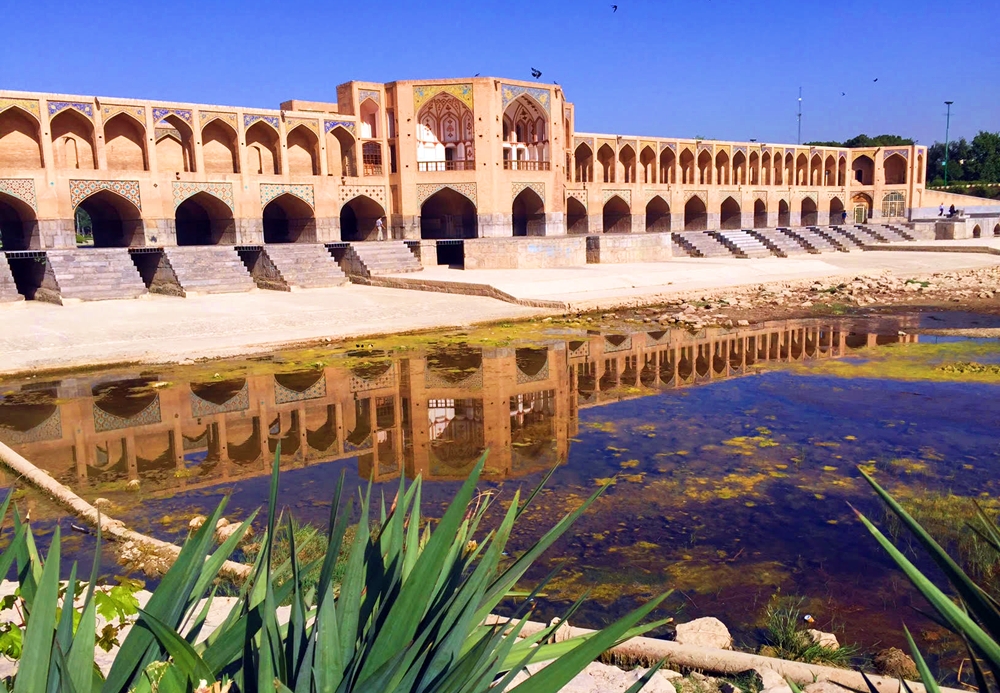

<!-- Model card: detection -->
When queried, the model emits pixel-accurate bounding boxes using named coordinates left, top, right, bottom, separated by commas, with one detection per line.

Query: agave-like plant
left=0, top=449, right=671, bottom=692
left=856, top=469, right=1000, bottom=693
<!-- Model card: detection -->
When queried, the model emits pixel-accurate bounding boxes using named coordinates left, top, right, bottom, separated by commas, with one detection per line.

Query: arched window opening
left=679, top=149, right=695, bottom=184
left=359, top=98, right=379, bottom=139
left=602, top=195, right=631, bottom=234
left=512, top=188, right=545, bottom=236
left=852, top=155, right=874, bottom=186
left=104, top=113, right=147, bottom=171
left=830, top=197, right=845, bottom=223
left=619, top=145, right=636, bottom=183
left=777, top=199, right=790, bottom=227
left=883, top=154, right=907, bottom=185
left=917, top=154, right=925, bottom=184
left=973, top=225, right=982, bottom=239
left=697, top=150, right=712, bottom=185
left=286, top=125, right=319, bottom=176
left=362, top=142, right=383, bottom=176
left=175, top=192, right=236, bottom=246
left=809, top=154, right=822, bottom=186
left=716, top=151, right=730, bottom=186
left=339, top=195, right=386, bottom=242
left=502, top=95, right=548, bottom=170
left=0, top=107, right=43, bottom=169
left=838, top=156, right=847, bottom=186
left=51, top=109, right=96, bottom=170
left=795, top=153, right=808, bottom=186
left=749, top=151, right=760, bottom=185
left=263, top=193, right=316, bottom=244
left=660, top=148, right=676, bottom=184
left=801, top=197, right=818, bottom=226
left=824, top=155, right=836, bottom=187
left=851, top=193, right=872, bottom=223
left=753, top=199, right=767, bottom=228
left=155, top=115, right=194, bottom=173
left=733, top=151, right=746, bottom=185
left=326, top=127, right=357, bottom=177
left=201, top=120, right=240, bottom=174
left=684, top=196, right=707, bottom=231
left=245, top=121, right=280, bottom=174
left=597, top=144, right=616, bottom=183
left=0, top=194, right=39, bottom=250
left=574, top=143, right=593, bottom=182
left=640, top=146, right=657, bottom=184
left=761, top=153, right=772, bottom=185
left=417, top=93, right=475, bottom=171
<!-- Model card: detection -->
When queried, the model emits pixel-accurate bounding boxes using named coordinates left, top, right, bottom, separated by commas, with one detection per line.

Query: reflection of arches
left=263, top=193, right=316, bottom=244
left=684, top=196, right=707, bottom=231
left=602, top=195, right=630, bottom=234
left=645, top=196, right=670, bottom=233
left=883, top=154, right=907, bottom=185
left=566, top=197, right=588, bottom=235
left=339, top=195, right=386, bottom=242
left=51, top=109, right=95, bottom=169
left=777, top=199, right=790, bottom=227
left=512, top=187, right=545, bottom=237
left=155, top=115, right=194, bottom=173
left=175, top=192, right=235, bottom=246
left=720, top=197, right=741, bottom=229
left=76, top=190, right=143, bottom=247
left=852, top=155, right=874, bottom=185
left=420, top=188, right=477, bottom=239
left=92, top=378, right=158, bottom=419
left=753, top=199, right=767, bottom=228
left=845, top=333, right=867, bottom=350
left=275, top=370, right=323, bottom=392
left=0, top=193, right=39, bottom=250
left=104, top=113, right=147, bottom=171
left=326, top=126, right=357, bottom=177
left=427, top=344, right=483, bottom=383
left=0, top=107, right=43, bottom=169
left=246, top=121, right=280, bottom=175
left=286, top=125, right=319, bottom=176
left=201, top=120, right=240, bottom=174
left=800, top=197, right=818, bottom=226
left=574, top=143, right=593, bottom=182
left=190, top=379, right=246, bottom=406
left=515, top=348, right=548, bottom=378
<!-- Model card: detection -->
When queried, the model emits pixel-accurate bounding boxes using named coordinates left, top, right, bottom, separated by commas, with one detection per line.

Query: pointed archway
left=830, top=197, right=845, bottom=223
left=567, top=197, right=588, bottom=235
left=801, top=197, right=818, bottom=226
left=76, top=190, right=143, bottom=247
left=175, top=192, right=235, bottom=245
left=602, top=195, right=631, bottom=234
left=0, top=193, right=39, bottom=250
left=420, top=188, right=477, bottom=239
left=720, top=197, right=741, bottom=229
left=777, top=199, right=790, bottom=227
left=339, top=195, right=386, bottom=242
left=0, top=107, right=43, bottom=169
left=512, top=187, right=545, bottom=237
left=753, top=199, right=767, bottom=228
left=263, top=193, right=316, bottom=244
left=684, top=196, right=707, bottom=231
left=645, top=196, right=670, bottom=233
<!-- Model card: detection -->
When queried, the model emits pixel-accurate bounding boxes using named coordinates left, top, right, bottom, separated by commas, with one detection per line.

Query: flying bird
left=841, top=92, right=846, bottom=96
left=873, top=78, right=878, bottom=82
left=474, top=72, right=480, bottom=76
left=611, top=4, right=618, bottom=11
left=530, top=67, right=542, bottom=79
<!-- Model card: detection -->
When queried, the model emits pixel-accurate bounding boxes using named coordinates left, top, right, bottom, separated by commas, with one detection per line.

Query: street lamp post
left=944, top=101, right=954, bottom=185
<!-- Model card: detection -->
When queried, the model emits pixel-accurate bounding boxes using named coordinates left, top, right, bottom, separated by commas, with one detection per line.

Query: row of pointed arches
left=571, top=143, right=921, bottom=187
left=0, top=105, right=368, bottom=178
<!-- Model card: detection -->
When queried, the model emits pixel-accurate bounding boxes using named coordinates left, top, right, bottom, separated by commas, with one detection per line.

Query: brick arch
left=0, top=104, right=40, bottom=125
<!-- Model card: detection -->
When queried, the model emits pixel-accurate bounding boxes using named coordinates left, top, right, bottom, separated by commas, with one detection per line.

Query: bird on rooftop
left=531, top=68, right=542, bottom=79
left=611, top=4, right=618, bottom=11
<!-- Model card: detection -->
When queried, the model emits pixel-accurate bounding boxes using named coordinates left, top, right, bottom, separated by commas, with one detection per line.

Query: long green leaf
left=14, top=526, right=60, bottom=693
left=623, top=659, right=668, bottom=693
left=902, top=625, right=941, bottom=693
left=860, top=471, right=1000, bottom=637
left=856, top=508, right=1000, bottom=664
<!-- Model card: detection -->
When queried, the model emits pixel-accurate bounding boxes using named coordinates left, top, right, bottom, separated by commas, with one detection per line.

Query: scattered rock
left=754, top=667, right=793, bottom=693
left=806, top=628, right=840, bottom=650
left=126, top=479, right=141, bottom=492
left=189, top=515, right=206, bottom=531
left=737, top=320, right=750, bottom=326
left=873, top=647, right=919, bottom=680
left=93, top=498, right=112, bottom=510
left=674, top=616, right=733, bottom=650
left=803, top=682, right=852, bottom=693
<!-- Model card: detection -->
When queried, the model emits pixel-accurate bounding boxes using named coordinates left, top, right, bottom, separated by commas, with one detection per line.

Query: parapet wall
left=463, top=237, right=587, bottom=270
left=586, top=233, right=673, bottom=264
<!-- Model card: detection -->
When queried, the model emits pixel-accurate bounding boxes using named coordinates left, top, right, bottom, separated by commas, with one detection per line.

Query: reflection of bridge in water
left=0, top=317, right=919, bottom=502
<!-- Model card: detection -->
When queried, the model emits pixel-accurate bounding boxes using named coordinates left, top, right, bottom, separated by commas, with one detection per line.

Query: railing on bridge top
left=418, top=160, right=475, bottom=172
left=503, top=160, right=550, bottom=171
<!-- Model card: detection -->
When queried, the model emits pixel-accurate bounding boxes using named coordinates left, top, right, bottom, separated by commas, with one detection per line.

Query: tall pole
left=943, top=101, right=954, bottom=186
left=797, top=87, right=802, bottom=145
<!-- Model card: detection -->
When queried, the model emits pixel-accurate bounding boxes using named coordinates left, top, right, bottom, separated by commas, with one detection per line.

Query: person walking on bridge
left=375, top=217, right=384, bottom=241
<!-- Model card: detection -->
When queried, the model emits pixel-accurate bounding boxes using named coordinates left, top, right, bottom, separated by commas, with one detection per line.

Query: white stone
left=806, top=629, right=840, bottom=650
left=674, top=616, right=733, bottom=650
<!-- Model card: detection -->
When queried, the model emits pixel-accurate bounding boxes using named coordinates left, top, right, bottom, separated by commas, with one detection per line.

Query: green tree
left=804, top=134, right=915, bottom=148
left=971, top=130, right=1000, bottom=183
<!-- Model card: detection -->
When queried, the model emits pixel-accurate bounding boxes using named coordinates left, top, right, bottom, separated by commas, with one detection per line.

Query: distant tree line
left=806, top=132, right=1000, bottom=200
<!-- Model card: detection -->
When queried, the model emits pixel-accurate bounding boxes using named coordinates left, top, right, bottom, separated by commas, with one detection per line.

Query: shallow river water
left=3, top=310, right=1000, bottom=668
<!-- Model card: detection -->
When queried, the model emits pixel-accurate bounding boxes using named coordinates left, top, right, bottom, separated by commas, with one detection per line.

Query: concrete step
left=343, top=241, right=422, bottom=278
left=0, top=254, right=24, bottom=302
left=747, top=229, right=812, bottom=257
left=671, top=231, right=732, bottom=258
left=808, top=226, right=859, bottom=251
left=262, top=244, right=347, bottom=289
left=46, top=249, right=147, bottom=301
left=777, top=227, right=839, bottom=253
left=162, top=246, right=255, bottom=294
left=710, top=230, right=773, bottom=258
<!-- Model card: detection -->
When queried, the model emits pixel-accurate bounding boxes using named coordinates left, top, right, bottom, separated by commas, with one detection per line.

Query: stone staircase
left=341, top=241, right=422, bottom=278
left=671, top=231, right=733, bottom=258
left=0, top=254, right=21, bottom=302
left=46, top=249, right=147, bottom=302
left=709, top=230, right=773, bottom=258
left=776, top=228, right=838, bottom=253
left=261, top=244, right=347, bottom=290
left=900, top=222, right=936, bottom=240
left=162, top=246, right=255, bottom=295
left=842, top=225, right=884, bottom=243
left=859, top=224, right=909, bottom=242
left=747, top=229, right=812, bottom=257
left=810, top=226, right=861, bottom=251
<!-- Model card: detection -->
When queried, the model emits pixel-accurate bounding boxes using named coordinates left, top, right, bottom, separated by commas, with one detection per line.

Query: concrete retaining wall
left=587, top=232, right=673, bottom=263
left=463, top=237, right=587, bottom=270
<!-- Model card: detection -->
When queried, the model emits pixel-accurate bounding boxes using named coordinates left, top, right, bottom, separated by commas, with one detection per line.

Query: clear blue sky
left=3, top=0, right=997, bottom=145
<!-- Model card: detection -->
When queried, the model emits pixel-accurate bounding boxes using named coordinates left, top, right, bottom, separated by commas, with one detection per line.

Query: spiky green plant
left=0, top=448, right=671, bottom=692
left=856, top=469, right=1000, bottom=692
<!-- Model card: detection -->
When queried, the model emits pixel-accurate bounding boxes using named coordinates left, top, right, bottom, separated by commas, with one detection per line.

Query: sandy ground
left=4, top=247, right=1000, bottom=376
